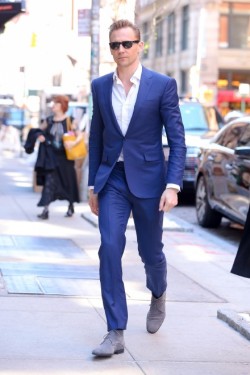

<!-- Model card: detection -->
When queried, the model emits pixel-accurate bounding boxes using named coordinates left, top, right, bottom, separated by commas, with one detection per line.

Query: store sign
left=239, top=83, right=250, bottom=97
left=78, top=9, right=91, bottom=37
left=0, top=3, right=22, bottom=13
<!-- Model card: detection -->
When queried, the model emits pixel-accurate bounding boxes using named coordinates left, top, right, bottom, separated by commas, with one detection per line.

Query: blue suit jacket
left=88, top=66, right=186, bottom=198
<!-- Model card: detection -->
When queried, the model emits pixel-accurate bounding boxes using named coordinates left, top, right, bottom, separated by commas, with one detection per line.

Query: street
left=174, top=192, right=243, bottom=249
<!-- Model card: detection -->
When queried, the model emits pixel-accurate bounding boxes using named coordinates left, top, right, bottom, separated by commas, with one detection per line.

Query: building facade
left=135, top=0, right=250, bottom=115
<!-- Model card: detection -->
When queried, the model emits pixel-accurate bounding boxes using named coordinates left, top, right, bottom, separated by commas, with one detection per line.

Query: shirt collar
left=113, top=64, right=142, bottom=84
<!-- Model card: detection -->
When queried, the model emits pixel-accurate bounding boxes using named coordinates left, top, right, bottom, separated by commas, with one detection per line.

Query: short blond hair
left=109, top=19, right=141, bottom=41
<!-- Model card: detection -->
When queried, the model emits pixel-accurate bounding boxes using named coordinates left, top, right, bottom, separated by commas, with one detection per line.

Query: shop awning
left=218, top=90, right=250, bottom=104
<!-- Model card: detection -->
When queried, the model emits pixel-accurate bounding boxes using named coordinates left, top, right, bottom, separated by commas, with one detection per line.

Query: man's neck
left=117, top=62, right=140, bottom=83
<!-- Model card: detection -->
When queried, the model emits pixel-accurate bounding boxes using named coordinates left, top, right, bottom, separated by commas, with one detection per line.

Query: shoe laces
left=102, top=330, right=121, bottom=344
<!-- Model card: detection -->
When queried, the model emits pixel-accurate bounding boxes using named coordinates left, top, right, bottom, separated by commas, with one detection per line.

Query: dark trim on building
left=0, top=2, right=24, bottom=30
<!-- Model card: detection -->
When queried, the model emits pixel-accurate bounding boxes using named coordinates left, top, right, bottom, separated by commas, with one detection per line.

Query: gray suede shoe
left=92, top=330, right=125, bottom=357
left=146, top=291, right=166, bottom=334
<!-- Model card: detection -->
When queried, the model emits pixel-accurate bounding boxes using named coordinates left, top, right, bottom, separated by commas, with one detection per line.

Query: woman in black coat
left=231, top=205, right=250, bottom=278
left=36, top=95, right=81, bottom=220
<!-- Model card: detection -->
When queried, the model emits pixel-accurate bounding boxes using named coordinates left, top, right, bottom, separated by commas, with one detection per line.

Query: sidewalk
left=0, top=149, right=250, bottom=375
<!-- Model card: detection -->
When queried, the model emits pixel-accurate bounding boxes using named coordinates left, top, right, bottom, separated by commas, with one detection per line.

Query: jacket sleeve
left=24, top=129, right=43, bottom=154
left=88, top=80, right=105, bottom=186
left=160, top=78, right=186, bottom=188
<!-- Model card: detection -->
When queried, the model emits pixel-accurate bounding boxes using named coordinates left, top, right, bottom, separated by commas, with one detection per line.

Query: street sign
left=238, top=83, right=250, bottom=113
left=78, top=9, right=91, bottom=36
left=239, top=83, right=250, bottom=97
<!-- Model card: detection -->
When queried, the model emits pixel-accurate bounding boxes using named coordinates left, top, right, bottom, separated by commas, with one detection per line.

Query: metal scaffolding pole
left=81, top=0, right=100, bottom=202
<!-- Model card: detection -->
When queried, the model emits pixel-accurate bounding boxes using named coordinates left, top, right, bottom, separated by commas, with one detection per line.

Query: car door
left=226, top=122, right=250, bottom=222
left=208, top=123, right=246, bottom=216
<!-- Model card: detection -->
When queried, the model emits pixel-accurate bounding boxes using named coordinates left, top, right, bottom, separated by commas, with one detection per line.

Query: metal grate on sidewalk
left=0, top=235, right=99, bottom=296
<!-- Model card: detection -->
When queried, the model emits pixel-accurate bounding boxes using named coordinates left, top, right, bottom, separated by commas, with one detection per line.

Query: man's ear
left=139, top=41, right=144, bottom=53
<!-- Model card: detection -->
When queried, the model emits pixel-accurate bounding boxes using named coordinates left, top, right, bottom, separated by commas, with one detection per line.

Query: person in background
left=36, top=95, right=81, bottom=219
left=231, top=205, right=250, bottom=278
left=0, top=108, right=21, bottom=154
left=0, top=108, right=9, bottom=142
left=88, top=19, right=186, bottom=357
left=74, top=108, right=89, bottom=195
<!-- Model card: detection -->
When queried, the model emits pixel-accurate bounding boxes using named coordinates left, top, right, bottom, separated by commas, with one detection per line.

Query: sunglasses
left=109, top=40, right=140, bottom=50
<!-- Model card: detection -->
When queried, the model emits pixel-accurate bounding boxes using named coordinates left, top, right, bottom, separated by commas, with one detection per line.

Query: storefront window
left=219, top=70, right=250, bottom=90
left=217, top=70, right=250, bottom=115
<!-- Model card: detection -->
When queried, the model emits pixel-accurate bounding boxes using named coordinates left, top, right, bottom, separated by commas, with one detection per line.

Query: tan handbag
left=63, top=117, right=87, bottom=160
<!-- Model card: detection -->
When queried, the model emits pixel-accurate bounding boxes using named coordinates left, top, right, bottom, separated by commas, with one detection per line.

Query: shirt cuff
left=166, top=183, right=180, bottom=192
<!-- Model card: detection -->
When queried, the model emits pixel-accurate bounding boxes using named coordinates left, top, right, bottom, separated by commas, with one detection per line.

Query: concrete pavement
left=0, top=147, right=250, bottom=375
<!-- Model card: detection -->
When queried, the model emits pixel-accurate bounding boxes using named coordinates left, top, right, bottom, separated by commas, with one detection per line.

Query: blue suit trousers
left=98, top=162, right=167, bottom=331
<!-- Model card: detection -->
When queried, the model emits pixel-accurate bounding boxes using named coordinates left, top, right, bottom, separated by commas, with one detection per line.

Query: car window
left=179, top=103, right=222, bottom=132
left=217, top=123, right=246, bottom=149
left=238, top=123, right=250, bottom=147
left=179, top=103, right=208, bottom=131
left=204, top=106, right=224, bottom=130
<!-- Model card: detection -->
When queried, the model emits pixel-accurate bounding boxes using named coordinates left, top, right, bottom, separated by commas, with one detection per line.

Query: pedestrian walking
left=88, top=19, right=186, bottom=357
left=36, top=95, right=81, bottom=219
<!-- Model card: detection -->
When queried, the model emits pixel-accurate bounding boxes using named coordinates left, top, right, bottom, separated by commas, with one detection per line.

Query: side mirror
left=235, top=146, right=250, bottom=157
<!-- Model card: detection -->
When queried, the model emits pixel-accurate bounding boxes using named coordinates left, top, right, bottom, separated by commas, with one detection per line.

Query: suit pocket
left=101, top=152, right=117, bottom=166
left=143, top=151, right=161, bottom=162
left=101, top=153, right=109, bottom=164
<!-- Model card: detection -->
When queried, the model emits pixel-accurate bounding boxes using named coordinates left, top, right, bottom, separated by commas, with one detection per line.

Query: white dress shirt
left=112, top=64, right=141, bottom=162
left=89, top=64, right=180, bottom=192
left=112, top=64, right=180, bottom=192
left=112, top=64, right=141, bottom=139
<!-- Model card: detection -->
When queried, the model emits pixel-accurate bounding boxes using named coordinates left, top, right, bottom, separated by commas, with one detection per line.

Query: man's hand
left=159, top=188, right=178, bottom=212
left=88, top=189, right=99, bottom=216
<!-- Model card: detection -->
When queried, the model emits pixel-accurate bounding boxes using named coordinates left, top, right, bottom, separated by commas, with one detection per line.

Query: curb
left=217, top=308, right=250, bottom=341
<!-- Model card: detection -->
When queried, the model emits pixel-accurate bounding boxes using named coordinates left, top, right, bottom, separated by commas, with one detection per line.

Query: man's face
left=109, top=27, right=144, bottom=68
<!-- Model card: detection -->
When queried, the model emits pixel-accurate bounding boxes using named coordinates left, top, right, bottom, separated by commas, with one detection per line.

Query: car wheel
left=195, top=175, right=222, bottom=228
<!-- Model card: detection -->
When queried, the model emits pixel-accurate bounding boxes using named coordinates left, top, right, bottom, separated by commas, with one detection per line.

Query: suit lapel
left=126, top=67, right=153, bottom=135
left=103, top=74, right=123, bottom=136
left=102, top=67, right=153, bottom=136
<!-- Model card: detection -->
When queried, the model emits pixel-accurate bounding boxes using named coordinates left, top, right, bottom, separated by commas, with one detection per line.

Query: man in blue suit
left=88, top=19, right=186, bottom=357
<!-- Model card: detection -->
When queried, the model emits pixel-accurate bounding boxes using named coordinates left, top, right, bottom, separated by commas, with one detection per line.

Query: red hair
left=53, top=95, right=69, bottom=113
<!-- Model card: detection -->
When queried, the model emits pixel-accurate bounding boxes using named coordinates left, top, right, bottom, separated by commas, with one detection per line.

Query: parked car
left=224, top=110, right=245, bottom=124
left=163, top=98, right=225, bottom=192
left=195, top=116, right=250, bottom=228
